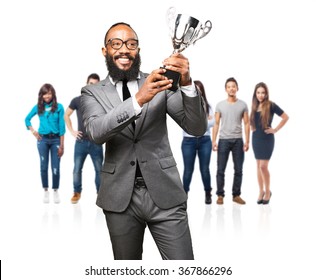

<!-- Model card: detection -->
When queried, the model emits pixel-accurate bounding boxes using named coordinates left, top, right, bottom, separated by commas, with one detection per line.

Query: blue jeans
left=73, top=139, right=104, bottom=193
left=181, top=136, right=212, bottom=193
left=216, top=138, right=244, bottom=197
left=37, top=136, right=61, bottom=189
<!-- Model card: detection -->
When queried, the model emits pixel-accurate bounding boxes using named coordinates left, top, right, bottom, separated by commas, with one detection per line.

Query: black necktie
left=122, top=79, right=135, bottom=130
left=122, top=79, right=131, bottom=101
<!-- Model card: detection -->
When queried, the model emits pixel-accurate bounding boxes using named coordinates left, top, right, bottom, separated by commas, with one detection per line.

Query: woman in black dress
left=250, top=82, right=289, bottom=204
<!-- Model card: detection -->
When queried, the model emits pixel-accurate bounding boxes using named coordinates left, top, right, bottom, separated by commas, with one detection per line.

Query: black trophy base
left=160, top=67, right=180, bottom=91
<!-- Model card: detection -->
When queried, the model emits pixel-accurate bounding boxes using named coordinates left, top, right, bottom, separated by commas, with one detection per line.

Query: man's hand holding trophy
left=163, top=7, right=212, bottom=91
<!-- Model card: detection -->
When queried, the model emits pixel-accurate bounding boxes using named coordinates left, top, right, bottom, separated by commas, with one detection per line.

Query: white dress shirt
left=110, top=75, right=197, bottom=117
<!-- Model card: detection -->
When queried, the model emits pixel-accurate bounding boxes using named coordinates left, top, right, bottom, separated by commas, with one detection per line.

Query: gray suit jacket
left=81, top=72, right=207, bottom=212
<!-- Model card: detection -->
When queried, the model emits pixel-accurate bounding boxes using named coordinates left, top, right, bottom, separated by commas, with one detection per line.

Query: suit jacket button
left=130, top=161, right=135, bottom=166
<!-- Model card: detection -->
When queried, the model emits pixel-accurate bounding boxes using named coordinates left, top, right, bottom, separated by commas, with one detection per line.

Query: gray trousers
left=103, top=178, right=194, bottom=260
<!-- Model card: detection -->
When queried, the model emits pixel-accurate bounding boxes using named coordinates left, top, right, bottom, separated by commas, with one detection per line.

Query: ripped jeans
left=37, top=135, right=61, bottom=189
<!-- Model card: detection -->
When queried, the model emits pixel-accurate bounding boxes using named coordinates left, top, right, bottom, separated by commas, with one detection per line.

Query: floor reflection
left=41, top=204, right=60, bottom=230
left=72, top=203, right=82, bottom=229
left=257, top=205, right=272, bottom=236
left=232, top=203, right=242, bottom=236
left=216, top=206, right=225, bottom=235
left=201, top=204, right=212, bottom=234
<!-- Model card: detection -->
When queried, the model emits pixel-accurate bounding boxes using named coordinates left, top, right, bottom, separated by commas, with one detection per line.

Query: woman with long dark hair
left=250, top=82, right=289, bottom=204
left=25, top=84, right=65, bottom=203
left=181, top=80, right=215, bottom=204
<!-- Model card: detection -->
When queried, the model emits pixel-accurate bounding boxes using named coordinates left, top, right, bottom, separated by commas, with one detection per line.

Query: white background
left=1, top=0, right=315, bottom=279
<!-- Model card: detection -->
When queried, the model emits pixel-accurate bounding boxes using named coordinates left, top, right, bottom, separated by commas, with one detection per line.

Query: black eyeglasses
left=106, top=38, right=139, bottom=50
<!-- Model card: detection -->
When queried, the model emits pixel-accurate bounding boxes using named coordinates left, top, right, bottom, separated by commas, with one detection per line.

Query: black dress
left=252, top=103, right=284, bottom=160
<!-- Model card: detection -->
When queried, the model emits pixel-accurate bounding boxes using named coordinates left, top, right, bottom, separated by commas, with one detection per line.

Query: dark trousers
left=103, top=178, right=194, bottom=260
left=181, top=136, right=212, bottom=193
left=216, top=138, right=244, bottom=197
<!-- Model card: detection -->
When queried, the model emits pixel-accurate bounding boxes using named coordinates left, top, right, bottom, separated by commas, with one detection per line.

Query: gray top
left=215, top=99, right=248, bottom=139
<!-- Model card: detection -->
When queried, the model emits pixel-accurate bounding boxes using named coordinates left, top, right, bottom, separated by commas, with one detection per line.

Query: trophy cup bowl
left=163, top=7, right=212, bottom=91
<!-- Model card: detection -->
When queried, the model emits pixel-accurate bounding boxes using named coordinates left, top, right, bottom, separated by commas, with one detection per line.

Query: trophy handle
left=166, top=7, right=177, bottom=36
left=166, top=6, right=176, bottom=20
left=194, top=20, right=212, bottom=44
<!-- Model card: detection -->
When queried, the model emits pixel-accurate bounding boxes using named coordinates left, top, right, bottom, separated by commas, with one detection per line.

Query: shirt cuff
left=181, top=83, right=197, bottom=97
left=132, top=95, right=142, bottom=115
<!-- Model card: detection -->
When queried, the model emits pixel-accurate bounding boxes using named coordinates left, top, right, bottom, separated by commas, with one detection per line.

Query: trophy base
left=161, top=67, right=180, bottom=91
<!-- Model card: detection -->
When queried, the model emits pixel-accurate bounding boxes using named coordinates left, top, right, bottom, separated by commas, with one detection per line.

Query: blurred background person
left=250, top=82, right=289, bottom=204
left=64, top=73, right=104, bottom=204
left=181, top=80, right=215, bottom=204
left=25, top=83, right=65, bottom=203
left=212, top=77, right=250, bottom=205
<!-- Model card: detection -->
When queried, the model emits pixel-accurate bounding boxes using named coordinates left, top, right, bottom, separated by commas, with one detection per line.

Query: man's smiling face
left=102, top=24, right=141, bottom=81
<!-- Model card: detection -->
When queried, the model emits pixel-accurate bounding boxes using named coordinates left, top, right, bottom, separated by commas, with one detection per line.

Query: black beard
left=105, top=53, right=141, bottom=81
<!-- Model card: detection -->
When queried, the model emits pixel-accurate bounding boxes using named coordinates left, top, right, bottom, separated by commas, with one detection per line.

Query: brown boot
left=233, top=196, right=246, bottom=205
left=71, top=192, right=81, bottom=204
left=217, top=196, right=224, bottom=205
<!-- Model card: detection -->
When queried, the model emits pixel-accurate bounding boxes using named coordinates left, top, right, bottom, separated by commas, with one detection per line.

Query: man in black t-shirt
left=65, top=73, right=104, bottom=203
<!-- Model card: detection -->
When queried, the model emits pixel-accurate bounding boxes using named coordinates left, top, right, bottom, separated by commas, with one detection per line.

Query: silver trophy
left=164, top=7, right=212, bottom=90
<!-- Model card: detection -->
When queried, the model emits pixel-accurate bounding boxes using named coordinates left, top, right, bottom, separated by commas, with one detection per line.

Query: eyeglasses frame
left=106, top=38, right=139, bottom=50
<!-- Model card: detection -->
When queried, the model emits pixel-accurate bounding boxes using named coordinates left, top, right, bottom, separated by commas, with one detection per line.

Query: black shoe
left=205, top=191, right=212, bottom=204
left=257, top=192, right=265, bottom=204
left=262, top=191, right=272, bottom=205
left=257, top=199, right=264, bottom=204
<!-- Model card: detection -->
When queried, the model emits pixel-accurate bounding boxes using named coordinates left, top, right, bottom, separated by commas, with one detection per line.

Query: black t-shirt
left=253, top=102, right=284, bottom=139
left=68, top=96, right=88, bottom=138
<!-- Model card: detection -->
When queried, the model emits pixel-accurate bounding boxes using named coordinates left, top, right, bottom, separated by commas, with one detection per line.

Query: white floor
left=1, top=130, right=315, bottom=280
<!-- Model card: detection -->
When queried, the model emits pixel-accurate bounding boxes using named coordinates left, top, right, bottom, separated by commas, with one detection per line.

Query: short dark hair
left=104, top=22, right=138, bottom=46
left=225, top=77, right=238, bottom=88
left=86, top=73, right=100, bottom=83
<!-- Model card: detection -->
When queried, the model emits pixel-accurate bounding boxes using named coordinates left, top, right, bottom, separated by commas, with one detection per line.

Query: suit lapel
left=100, top=78, right=121, bottom=108
left=94, top=78, right=134, bottom=138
